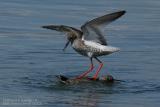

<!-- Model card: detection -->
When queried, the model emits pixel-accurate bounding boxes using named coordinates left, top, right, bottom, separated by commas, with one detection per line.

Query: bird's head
left=42, top=25, right=81, bottom=51
left=62, top=31, right=77, bottom=51
left=67, top=32, right=77, bottom=43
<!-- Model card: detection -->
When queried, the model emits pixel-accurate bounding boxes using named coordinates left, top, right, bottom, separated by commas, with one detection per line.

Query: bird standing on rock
left=42, top=10, right=126, bottom=80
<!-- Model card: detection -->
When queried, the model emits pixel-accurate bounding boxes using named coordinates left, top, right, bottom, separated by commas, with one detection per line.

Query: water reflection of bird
left=42, top=10, right=126, bottom=80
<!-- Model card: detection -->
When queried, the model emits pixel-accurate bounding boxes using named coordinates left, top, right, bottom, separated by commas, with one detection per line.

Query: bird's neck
left=70, top=39, right=75, bottom=44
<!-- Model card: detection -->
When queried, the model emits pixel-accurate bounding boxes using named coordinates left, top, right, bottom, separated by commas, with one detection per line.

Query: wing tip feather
left=119, top=10, right=126, bottom=16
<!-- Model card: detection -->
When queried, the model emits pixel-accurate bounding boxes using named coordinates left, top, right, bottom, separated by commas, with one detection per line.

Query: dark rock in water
left=56, top=75, right=115, bottom=84
left=56, top=75, right=69, bottom=81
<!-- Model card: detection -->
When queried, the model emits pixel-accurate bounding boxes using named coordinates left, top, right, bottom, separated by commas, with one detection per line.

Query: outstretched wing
left=42, top=25, right=83, bottom=51
left=42, top=25, right=83, bottom=38
left=81, top=10, right=126, bottom=45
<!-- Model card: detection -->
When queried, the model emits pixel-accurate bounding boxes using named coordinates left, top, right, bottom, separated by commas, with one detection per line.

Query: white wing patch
left=84, top=40, right=120, bottom=52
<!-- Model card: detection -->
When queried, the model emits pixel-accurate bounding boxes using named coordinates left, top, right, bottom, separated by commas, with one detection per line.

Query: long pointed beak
left=63, top=40, right=70, bottom=51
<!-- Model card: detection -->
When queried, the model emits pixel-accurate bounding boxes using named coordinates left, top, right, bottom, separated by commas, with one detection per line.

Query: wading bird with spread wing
left=42, top=10, right=126, bottom=80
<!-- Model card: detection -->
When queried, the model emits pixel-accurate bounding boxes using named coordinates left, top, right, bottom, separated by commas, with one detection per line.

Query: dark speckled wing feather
left=81, top=10, right=126, bottom=45
left=42, top=25, right=83, bottom=38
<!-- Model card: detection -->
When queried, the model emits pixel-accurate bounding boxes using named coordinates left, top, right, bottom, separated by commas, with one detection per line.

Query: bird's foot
left=75, top=76, right=86, bottom=80
left=74, top=76, right=99, bottom=81
left=91, top=77, right=99, bottom=81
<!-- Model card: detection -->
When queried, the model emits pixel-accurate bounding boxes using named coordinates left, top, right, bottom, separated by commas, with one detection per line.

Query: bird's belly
left=93, top=51, right=110, bottom=56
left=73, top=48, right=88, bottom=57
left=72, top=40, right=120, bottom=57
left=73, top=46, right=111, bottom=57
left=91, top=47, right=119, bottom=57
left=84, top=41, right=120, bottom=57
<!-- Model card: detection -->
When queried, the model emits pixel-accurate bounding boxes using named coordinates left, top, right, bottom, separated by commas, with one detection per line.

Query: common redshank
left=42, top=10, right=126, bottom=80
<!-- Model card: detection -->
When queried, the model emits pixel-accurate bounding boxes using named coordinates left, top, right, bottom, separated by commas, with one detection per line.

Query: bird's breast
left=72, top=39, right=88, bottom=56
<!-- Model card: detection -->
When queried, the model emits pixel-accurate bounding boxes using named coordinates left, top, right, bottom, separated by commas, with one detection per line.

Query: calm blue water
left=0, top=0, right=160, bottom=106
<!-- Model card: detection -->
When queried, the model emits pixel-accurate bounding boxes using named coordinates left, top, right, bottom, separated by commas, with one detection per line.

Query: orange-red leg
left=93, top=63, right=103, bottom=80
left=77, top=64, right=94, bottom=79
left=76, top=57, right=103, bottom=80
left=92, top=57, right=103, bottom=80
